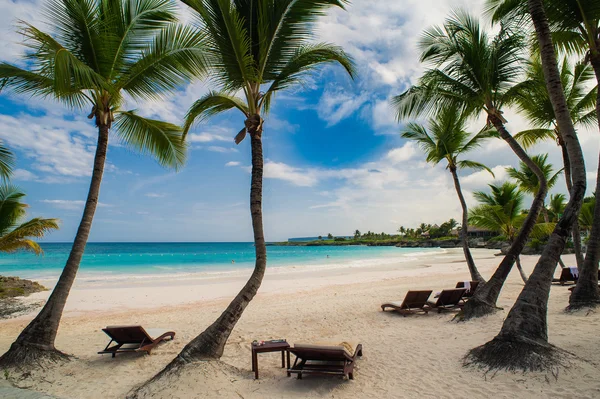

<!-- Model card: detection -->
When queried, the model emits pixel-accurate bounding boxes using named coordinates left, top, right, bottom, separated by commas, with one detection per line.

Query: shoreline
left=2, top=250, right=599, bottom=398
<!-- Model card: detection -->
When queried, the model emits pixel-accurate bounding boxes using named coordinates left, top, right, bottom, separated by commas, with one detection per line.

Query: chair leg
left=349, top=372, right=354, bottom=380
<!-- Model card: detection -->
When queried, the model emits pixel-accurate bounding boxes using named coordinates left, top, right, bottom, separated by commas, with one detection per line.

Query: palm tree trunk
left=0, top=125, right=109, bottom=367
left=515, top=256, right=528, bottom=283
left=460, top=119, right=547, bottom=320
left=465, top=0, right=587, bottom=371
left=560, top=140, right=584, bottom=269
left=449, top=166, right=485, bottom=283
left=131, top=122, right=268, bottom=392
left=568, top=54, right=600, bottom=309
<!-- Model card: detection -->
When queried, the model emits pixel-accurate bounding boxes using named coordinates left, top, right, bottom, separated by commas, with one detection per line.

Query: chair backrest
left=402, top=290, right=432, bottom=309
left=290, top=345, right=352, bottom=361
left=559, top=268, right=577, bottom=282
left=455, top=281, right=479, bottom=297
left=102, top=326, right=152, bottom=344
left=435, top=288, right=467, bottom=306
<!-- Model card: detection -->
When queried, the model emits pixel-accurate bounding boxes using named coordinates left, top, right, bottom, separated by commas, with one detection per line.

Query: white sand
left=1, top=248, right=599, bottom=398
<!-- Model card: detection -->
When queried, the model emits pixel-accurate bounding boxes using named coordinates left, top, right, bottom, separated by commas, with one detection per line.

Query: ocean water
left=0, top=242, right=443, bottom=281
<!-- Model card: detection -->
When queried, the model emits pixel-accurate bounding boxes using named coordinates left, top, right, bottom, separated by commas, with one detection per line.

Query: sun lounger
left=381, top=290, right=432, bottom=316
left=427, top=288, right=467, bottom=312
left=98, top=325, right=175, bottom=357
left=552, top=267, right=579, bottom=285
left=287, top=342, right=363, bottom=380
left=455, top=281, right=479, bottom=298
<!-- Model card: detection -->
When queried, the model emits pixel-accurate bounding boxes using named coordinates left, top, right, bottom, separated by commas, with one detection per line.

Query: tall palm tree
left=0, top=185, right=59, bottom=254
left=465, top=0, right=587, bottom=372
left=402, top=106, right=494, bottom=282
left=488, top=0, right=600, bottom=312
left=393, top=11, right=548, bottom=319
left=513, top=58, right=597, bottom=268
left=131, top=1, right=354, bottom=387
left=507, top=153, right=562, bottom=222
left=0, top=0, right=205, bottom=367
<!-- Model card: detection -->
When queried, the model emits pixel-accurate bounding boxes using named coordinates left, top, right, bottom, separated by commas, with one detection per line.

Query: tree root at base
left=464, top=336, right=569, bottom=373
left=0, top=343, right=71, bottom=372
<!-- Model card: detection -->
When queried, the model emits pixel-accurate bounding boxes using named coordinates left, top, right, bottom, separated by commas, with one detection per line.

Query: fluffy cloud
left=225, top=161, right=241, bottom=167
left=386, top=142, right=417, bottom=164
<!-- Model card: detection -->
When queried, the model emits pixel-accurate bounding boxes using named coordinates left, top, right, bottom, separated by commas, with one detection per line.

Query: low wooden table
left=251, top=341, right=290, bottom=379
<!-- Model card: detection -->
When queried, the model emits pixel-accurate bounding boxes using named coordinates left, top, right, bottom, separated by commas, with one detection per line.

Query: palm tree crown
left=0, top=185, right=59, bottom=255
left=506, top=153, right=562, bottom=195
left=0, top=0, right=207, bottom=167
left=181, top=0, right=355, bottom=139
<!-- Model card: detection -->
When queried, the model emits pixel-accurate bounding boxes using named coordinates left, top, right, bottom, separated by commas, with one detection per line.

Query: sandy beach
left=1, top=248, right=599, bottom=398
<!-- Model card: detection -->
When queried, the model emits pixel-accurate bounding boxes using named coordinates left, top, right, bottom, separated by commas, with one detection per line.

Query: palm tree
left=130, top=0, right=353, bottom=388
left=0, top=0, right=204, bottom=367
left=489, top=0, right=600, bottom=312
left=394, top=11, right=548, bottom=319
left=402, top=106, right=494, bottom=282
left=469, top=182, right=530, bottom=282
left=0, top=185, right=59, bottom=254
left=548, top=193, right=566, bottom=222
left=507, top=153, right=562, bottom=222
left=513, top=58, right=596, bottom=268
left=579, top=196, right=596, bottom=233
left=465, top=0, right=588, bottom=372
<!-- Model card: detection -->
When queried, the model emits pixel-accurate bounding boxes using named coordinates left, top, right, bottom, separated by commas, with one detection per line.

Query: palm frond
left=0, top=217, right=59, bottom=255
left=514, top=129, right=556, bottom=149
left=114, top=111, right=187, bottom=169
left=457, top=160, right=494, bottom=175
left=0, top=141, right=15, bottom=180
left=183, top=91, right=248, bottom=138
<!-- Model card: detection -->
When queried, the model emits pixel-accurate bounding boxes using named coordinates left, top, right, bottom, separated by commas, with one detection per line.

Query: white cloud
left=188, top=131, right=231, bottom=143
left=40, top=199, right=111, bottom=210
left=145, top=193, right=166, bottom=198
left=12, top=168, right=38, bottom=182
left=317, top=89, right=369, bottom=127
left=386, top=142, right=417, bottom=164
left=225, top=161, right=241, bottom=167
left=461, top=165, right=510, bottom=191
left=263, top=162, right=319, bottom=187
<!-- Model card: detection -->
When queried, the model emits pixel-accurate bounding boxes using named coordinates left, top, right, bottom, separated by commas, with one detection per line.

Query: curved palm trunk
left=449, top=166, right=484, bottom=283
left=460, top=119, right=547, bottom=320
left=568, top=54, right=600, bottom=309
left=560, top=140, right=584, bottom=269
left=515, top=256, right=528, bottom=283
left=0, top=126, right=109, bottom=366
left=465, top=0, right=587, bottom=371
left=132, top=122, right=267, bottom=392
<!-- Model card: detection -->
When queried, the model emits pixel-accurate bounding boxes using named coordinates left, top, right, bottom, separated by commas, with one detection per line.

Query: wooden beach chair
left=287, top=342, right=363, bottom=380
left=427, top=288, right=467, bottom=312
left=552, top=267, right=579, bottom=285
left=455, top=281, right=479, bottom=298
left=381, top=290, right=432, bottom=316
left=98, top=325, right=175, bottom=358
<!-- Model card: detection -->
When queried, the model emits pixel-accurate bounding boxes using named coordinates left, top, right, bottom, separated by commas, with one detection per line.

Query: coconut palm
left=488, top=0, right=600, bottom=312
left=513, top=58, right=596, bottom=268
left=465, top=0, right=588, bottom=372
left=393, top=11, right=548, bottom=320
left=0, top=0, right=205, bottom=367
left=402, top=105, right=494, bottom=282
left=507, top=153, right=562, bottom=222
left=129, top=0, right=354, bottom=388
left=469, top=182, right=531, bottom=282
left=0, top=185, right=59, bottom=254
left=579, top=196, right=596, bottom=233
left=548, top=193, right=566, bottom=222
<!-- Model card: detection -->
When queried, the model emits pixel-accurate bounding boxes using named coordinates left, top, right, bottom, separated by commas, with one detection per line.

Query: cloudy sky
left=0, top=0, right=598, bottom=242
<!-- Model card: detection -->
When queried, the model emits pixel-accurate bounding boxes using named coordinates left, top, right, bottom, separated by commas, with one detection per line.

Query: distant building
left=466, top=226, right=497, bottom=238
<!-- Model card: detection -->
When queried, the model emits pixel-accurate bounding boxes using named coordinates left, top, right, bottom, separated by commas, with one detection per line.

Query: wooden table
left=251, top=341, right=290, bottom=379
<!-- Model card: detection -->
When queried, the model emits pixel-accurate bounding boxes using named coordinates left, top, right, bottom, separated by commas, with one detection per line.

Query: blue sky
left=0, top=0, right=598, bottom=242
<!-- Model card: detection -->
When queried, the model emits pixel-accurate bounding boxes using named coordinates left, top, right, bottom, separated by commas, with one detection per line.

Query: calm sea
left=0, top=242, right=442, bottom=281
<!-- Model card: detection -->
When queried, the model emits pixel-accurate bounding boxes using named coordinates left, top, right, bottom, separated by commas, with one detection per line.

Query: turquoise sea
left=0, top=242, right=442, bottom=281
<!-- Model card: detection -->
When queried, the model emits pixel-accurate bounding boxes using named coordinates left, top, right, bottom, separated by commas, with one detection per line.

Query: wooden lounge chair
left=552, top=267, right=579, bottom=285
left=381, top=290, right=432, bottom=316
left=427, top=288, right=467, bottom=312
left=98, top=325, right=175, bottom=358
left=455, top=281, right=479, bottom=298
left=287, top=342, right=363, bottom=380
